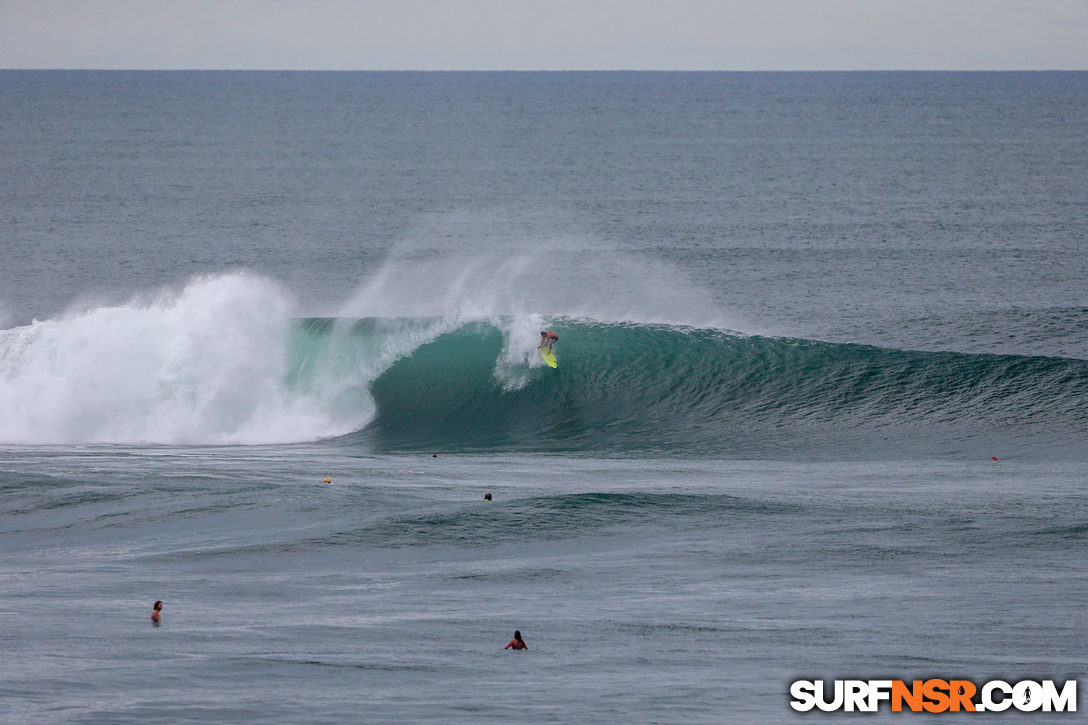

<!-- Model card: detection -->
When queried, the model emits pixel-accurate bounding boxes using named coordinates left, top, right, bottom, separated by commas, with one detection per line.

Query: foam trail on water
left=0, top=273, right=366, bottom=445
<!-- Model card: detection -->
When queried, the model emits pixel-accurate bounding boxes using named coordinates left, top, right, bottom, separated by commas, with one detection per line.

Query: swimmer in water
left=504, top=630, right=527, bottom=650
left=151, top=600, right=163, bottom=624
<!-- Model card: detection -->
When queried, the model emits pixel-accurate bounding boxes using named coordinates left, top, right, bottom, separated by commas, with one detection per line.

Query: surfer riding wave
left=537, top=330, right=558, bottom=351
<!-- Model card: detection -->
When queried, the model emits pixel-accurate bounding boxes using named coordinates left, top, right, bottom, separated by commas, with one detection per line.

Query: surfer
left=537, top=331, right=558, bottom=351
left=504, top=630, right=528, bottom=650
left=151, top=600, right=163, bottom=624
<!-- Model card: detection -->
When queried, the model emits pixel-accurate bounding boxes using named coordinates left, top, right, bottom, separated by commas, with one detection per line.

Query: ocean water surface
left=1, top=71, right=1086, bottom=722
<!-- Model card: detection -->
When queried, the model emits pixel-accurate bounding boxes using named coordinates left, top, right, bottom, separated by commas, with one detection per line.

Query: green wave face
left=291, top=318, right=1088, bottom=459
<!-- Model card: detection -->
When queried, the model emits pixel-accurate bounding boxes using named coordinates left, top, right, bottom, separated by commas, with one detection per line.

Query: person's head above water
left=505, top=630, right=527, bottom=649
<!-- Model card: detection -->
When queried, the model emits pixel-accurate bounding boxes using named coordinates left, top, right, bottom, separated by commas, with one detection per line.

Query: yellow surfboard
left=539, top=347, right=557, bottom=368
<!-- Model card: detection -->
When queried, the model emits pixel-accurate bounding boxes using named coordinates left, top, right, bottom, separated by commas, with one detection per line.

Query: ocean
left=1, top=71, right=1086, bottom=722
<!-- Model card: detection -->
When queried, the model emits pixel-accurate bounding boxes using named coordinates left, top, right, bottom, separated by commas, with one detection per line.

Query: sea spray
left=0, top=274, right=359, bottom=444
left=335, top=240, right=736, bottom=331
left=493, top=313, right=548, bottom=391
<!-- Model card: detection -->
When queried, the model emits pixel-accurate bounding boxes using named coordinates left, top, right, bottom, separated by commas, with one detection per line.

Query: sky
left=1, top=0, right=1086, bottom=71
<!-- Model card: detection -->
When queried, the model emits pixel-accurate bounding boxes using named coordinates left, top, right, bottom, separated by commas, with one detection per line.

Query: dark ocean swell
left=311, top=319, right=1088, bottom=459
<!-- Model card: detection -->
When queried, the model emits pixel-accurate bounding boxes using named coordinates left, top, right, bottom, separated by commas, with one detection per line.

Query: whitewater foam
left=493, top=313, right=547, bottom=391
left=0, top=274, right=362, bottom=445
left=0, top=264, right=603, bottom=445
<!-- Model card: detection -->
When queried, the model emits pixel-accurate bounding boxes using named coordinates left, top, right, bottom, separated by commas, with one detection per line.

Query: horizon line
left=4, top=67, right=1086, bottom=73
